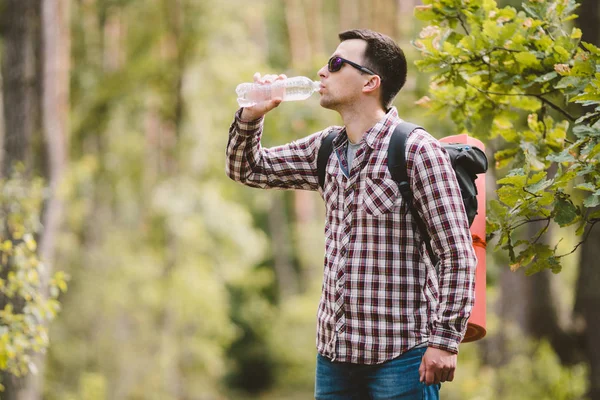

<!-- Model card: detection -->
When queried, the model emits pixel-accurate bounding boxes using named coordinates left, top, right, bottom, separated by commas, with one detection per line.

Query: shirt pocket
left=360, top=174, right=401, bottom=217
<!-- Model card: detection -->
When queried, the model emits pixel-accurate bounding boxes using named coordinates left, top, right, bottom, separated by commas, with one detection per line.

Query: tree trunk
left=305, top=0, right=325, bottom=58
left=0, top=0, right=39, bottom=177
left=284, top=0, right=311, bottom=69
left=338, top=0, right=359, bottom=32
left=575, top=212, right=600, bottom=399
left=579, top=0, right=599, bottom=46
left=0, top=0, right=41, bottom=398
left=575, top=2, right=600, bottom=398
left=17, top=1, right=71, bottom=399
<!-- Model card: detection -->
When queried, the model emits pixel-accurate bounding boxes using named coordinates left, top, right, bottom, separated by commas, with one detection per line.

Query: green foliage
left=440, top=337, right=587, bottom=400
left=414, top=0, right=600, bottom=274
left=0, top=170, right=68, bottom=390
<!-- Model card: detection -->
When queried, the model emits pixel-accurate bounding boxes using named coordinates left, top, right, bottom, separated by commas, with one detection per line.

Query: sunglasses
left=328, top=56, right=377, bottom=76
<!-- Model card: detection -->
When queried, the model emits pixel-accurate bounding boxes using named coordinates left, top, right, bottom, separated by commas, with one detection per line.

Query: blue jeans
left=314, top=347, right=440, bottom=400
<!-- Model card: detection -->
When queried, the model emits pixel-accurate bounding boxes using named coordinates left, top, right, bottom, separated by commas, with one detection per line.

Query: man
left=226, top=29, right=476, bottom=399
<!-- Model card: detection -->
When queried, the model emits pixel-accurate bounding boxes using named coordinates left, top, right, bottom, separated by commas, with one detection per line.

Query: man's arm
left=226, top=109, right=326, bottom=191
left=226, top=73, right=329, bottom=192
left=407, top=133, right=477, bottom=384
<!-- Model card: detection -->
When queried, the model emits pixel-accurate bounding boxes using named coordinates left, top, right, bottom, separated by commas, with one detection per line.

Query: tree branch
left=511, top=217, right=552, bottom=230
left=463, top=81, right=577, bottom=121
left=456, top=12, right=469, bottom=35
left=533, top=94, right=577, bottom=122
left=557, top=220, right=599, bottom=258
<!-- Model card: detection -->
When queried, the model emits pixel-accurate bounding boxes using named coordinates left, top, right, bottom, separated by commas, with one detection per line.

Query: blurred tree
left=0, top=0, right=70, bottom=398
left=41, top=1, right=276, bottom=399
left=574, top=1, right=600, bottom=397
left=0, top=0, right=40, bottom=177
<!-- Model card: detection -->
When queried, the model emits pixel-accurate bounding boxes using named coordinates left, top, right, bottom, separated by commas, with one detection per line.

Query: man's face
left=317, top=39, right=370, bottom=110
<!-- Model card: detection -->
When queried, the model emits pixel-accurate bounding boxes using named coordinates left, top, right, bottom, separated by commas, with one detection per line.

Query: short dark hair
left=338, top=29, right=407, bottom=109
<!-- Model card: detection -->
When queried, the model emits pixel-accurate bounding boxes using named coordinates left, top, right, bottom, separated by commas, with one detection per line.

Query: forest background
left=1, top=0, right=599, bottom=399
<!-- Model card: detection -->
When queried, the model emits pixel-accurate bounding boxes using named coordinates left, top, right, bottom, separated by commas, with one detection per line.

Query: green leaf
left=527, top=177, right=553, bottom=193
left=576, top=218, right=588, bottom=235
left=555, top=76, right=583, bottom=89
left=546, top=150, right=576, bottom=163
left=582, top=42, right=600, bottom=55
left=589, top=209, right=600, bottom=220
left=515, top=52, right=540, bottom=68
left=573, top=124, right=600, bottom=138
left=415, top=6, right=438, bottom=22
left=583, top=195, right=600, bottom=208
left=576, top=183, right=596, bottom=192
left=553, top=195, right=579, bottom=226
left=482, top=20, right=501, bottom=41
left=553, top=45, right=570, bottom=60
left=522, top=3, right=541, bottom=19
left=535, top=71, right=558, bottom=83
left=584, top=142, right=600, bottom=159
left=488, top=199, right=508, bottom=220
left=498, top=173, right=527, bottom=186
left=572, top=59, right=595, bottom=76
left=494, top=147, right=520, bottom=168
left=526, top=255, right=561, bottom=275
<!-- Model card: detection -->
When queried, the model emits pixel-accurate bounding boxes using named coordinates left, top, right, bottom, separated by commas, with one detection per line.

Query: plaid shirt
left=226, top=107, right=476, bottom=364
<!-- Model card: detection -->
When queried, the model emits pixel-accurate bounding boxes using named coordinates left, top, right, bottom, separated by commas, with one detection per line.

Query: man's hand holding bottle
left=239, top=73, right=287, bottom=122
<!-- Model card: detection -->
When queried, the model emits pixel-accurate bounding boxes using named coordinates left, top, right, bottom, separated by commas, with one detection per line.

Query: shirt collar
left=333, top=107, right=401, bottom=150
left=363, top=107, right=400, bottom=149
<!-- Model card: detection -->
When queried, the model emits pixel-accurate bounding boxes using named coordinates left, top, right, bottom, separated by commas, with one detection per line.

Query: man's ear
left=363, top=75, right=381, bottom=94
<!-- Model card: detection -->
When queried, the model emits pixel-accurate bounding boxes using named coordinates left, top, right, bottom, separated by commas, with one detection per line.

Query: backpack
left=316, top=122, right=488, bottom=265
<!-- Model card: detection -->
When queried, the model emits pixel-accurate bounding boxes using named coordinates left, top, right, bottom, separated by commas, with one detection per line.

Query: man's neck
left=340, top=104, right=387, bottom=144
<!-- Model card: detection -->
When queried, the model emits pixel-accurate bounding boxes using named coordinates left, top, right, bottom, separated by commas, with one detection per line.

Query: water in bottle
left=236, top=76, right=321, bottom=107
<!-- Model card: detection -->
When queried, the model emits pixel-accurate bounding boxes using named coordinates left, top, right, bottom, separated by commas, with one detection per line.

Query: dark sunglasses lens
left=329, top=57, right=343, bottom=72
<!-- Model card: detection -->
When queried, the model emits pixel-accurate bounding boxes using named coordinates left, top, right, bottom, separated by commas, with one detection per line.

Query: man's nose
left=318, top=65, right=328, bottom=78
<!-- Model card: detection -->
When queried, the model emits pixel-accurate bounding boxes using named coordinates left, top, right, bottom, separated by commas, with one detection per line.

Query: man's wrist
left=240, top=107, right=264, bottom=122
left=428, top=342, right=458, bottom=355
left=428, top=326, right=462, bottom=354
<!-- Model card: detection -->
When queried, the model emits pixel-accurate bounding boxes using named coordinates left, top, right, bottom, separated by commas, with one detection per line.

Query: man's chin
left=319, top=98, right=336, bottom=110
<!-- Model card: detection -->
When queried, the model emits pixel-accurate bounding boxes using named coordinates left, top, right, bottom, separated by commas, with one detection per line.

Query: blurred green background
left=0, top=0, right=596, bottom=399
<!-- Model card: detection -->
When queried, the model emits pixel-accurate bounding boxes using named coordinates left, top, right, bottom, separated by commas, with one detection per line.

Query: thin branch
left=557, top=219, right=599, bottom=258
left=533, top=94, right=577, bottom=122
left=456, top=13, right=469, bottom=35
left=523, top=187, right=543, bottom=198
left=532, top=219, right=551, bottom=245
left=511, top=217, right=552, bottom=230
left=491, top=46, right=523, bottom=54
left=463, top=82, right=577, bottom=121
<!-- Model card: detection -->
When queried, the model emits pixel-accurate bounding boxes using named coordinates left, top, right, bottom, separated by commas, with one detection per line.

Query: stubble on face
left=319, top=39, right=369, bottom=112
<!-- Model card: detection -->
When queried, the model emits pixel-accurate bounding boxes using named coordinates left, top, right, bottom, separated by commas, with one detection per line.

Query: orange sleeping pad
left=440, top=134, right=487, bottom=342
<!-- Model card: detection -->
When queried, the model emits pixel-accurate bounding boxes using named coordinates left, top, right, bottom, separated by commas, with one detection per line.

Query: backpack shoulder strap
left=388, top=122, right=440, bottom=267
left=317, top=131, right=337, bottom=190
left=388, top=122, right=421, bottom=185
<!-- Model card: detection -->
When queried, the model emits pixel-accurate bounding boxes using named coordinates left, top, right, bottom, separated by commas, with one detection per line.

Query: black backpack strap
left=388, top=122, right=439, bottom=267
left=317, top=131, right=337, bottom=190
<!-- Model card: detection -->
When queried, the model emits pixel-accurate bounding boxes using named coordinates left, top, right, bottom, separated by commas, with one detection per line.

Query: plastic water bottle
left=236, top=76, right=321, bottom=107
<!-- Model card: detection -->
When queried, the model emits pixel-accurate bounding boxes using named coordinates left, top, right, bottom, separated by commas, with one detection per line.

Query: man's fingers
left=425, top=368, right=436, bottom=385
left=271, top=98, right=283, bottom=108
left=439, top=370, right=449, bottom=383
left=418, top=359, right=426, bottom=383
left=447, top=368, right=455, bottom=382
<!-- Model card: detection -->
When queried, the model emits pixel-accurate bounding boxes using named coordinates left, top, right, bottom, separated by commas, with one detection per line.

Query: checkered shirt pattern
left=226, top=107, right=477, bottom=364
